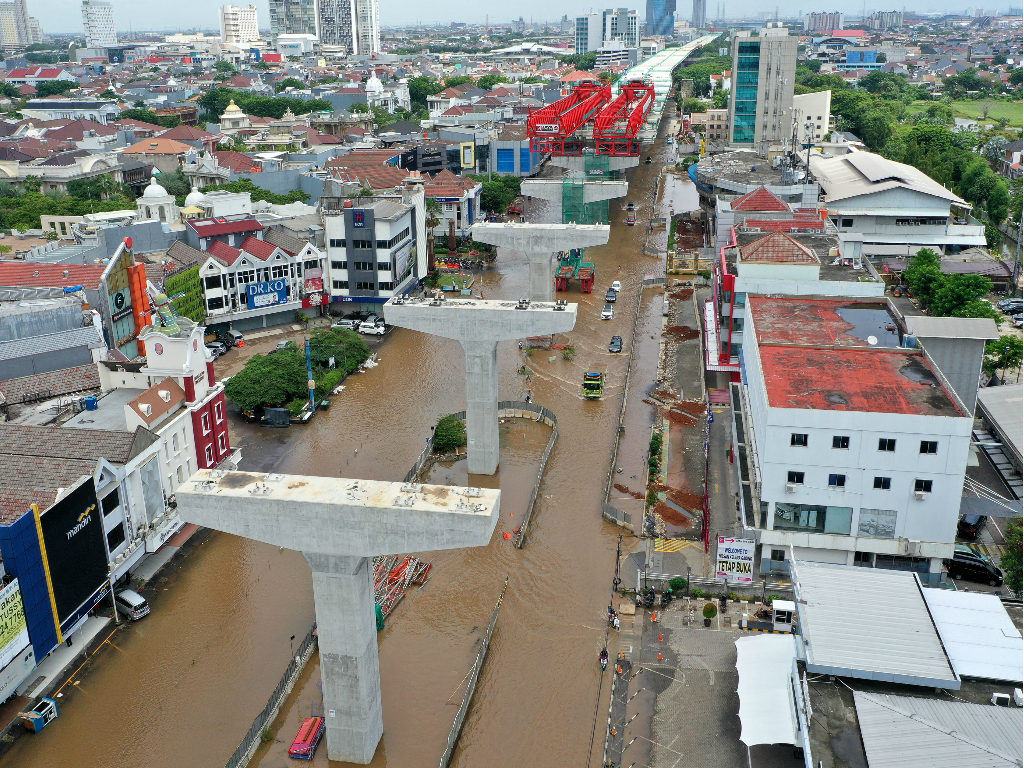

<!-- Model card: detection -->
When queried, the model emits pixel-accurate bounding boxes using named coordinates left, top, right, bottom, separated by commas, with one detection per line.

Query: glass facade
left=732, top=42, right=760, bottom=144
left=773, top=502, right=853, bottom=535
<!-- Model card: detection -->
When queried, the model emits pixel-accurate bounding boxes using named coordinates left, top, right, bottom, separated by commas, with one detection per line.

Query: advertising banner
left=352, top=211, right=365, bottom=228
left=716, top=537, right=756, bottom=583
left=0, top=579, right=29, bottom=670
left=39, top=479, right=108, bottom=629
left=302, top=293, right=324, bottom=308
left=246, top=279, right=288, bottom=309
left=304, top=277, right=323, bottom=293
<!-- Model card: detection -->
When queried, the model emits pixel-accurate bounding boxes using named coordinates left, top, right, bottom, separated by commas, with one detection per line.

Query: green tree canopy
left=904, top=248, right=943, bottom=306
left=307, top=328, right=370, bottom=374
left=36, top=81, right=75, bottom=97
left=984, top=335, right=1023, bottom=382
left=475, top=74, right=505, bottom=91
left=223, top=347, right=309, bottom=411
left=1001, top=519, right=1022, bottom=597
left=433, top=414, right=467, bottom=453
left=408, top=76, right=443, bottom=108
left=681, top=97, right=707, bottom=113
left=443, top=75, right=473, bottom=88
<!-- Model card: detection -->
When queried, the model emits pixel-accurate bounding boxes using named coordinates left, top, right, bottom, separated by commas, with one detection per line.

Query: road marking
left=974, top=543, right=1006, bottom=561
left=654, top=538, right=697, bottom=552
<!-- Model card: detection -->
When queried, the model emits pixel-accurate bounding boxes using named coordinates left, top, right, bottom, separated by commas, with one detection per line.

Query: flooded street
left=2, top=110, right=701, bottom=768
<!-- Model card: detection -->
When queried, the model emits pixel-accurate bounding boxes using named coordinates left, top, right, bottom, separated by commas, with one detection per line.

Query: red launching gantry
left=593, top=80, right=656, bottom=157
left=527, top=81, right=611, bottom=155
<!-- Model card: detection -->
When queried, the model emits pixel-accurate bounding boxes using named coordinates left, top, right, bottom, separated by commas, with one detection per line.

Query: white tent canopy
left=735, top=634, right=800, bottom=746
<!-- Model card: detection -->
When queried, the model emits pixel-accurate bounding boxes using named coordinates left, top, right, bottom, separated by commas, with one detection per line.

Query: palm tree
left=425, top=198, right=442, bottom=274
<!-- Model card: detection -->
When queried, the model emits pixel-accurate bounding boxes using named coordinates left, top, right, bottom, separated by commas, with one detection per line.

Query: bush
left=768, top=594, right=781, bottom=603
left=692, top=588, right=704, bottom=598
left=561, top=345, right=576, bottom=361
left=702, top=602, right=718, bottom=619
left=286, top=398, right=308, bottom=416
left=649, top=431, right=663, bottom=457
left=260, top=727, right=273, bottom=744
left=669, top=576, right=687, bottom=592
left=433, top=414, right=467, bottom=453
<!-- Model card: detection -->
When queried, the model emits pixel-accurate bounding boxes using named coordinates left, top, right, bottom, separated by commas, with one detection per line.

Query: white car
left=358, top=321, right=386, bottom=335
left=332, top=318, right=359, bottom=330
left=601, top=304, right=614, bottom=320
left=611, top=280, right=622, bottom=292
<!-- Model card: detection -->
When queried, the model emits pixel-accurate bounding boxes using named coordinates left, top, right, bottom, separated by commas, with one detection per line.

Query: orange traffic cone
left=652, top=612, right=658, bottom=622
left=657, top=652, right=663, bottom=660
left=659, top=633, right=663, bottom=642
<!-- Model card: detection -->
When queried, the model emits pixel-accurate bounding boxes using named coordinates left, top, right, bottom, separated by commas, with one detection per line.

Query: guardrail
left=224, top=623, right=318, bottom=768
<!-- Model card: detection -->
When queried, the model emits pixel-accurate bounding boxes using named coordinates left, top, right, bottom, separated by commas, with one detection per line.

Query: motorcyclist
left=600, top=648, right=609, bottom=671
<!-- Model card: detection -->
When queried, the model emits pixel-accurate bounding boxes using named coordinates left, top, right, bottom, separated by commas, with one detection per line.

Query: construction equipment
left=372, top=555, right=432, bottom=619
left=528, top=81, right=611, bottom=155
left=583, top=369, right=605, bottom=399
left=593, top=80, right=656, bottom=157
left=576, top=263, right=595, bottom=294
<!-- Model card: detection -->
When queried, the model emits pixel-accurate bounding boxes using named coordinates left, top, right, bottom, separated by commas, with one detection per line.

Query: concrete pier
left=521, top=179, right=628, bottom=221
left=471, top=223, right=609, bottom=302
left=176, top=471, right=501, bottom=764
left=384, top=296, right=577, bottom=474
left=548, top=155, right=640, bottom=173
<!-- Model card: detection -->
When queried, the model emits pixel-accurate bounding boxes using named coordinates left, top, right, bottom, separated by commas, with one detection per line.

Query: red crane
left=593, top=80, right=656, bottom=157
left=527, top=81, right=611, bottom=156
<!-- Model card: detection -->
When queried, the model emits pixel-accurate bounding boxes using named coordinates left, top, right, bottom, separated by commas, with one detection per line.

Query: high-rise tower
left=82, top=0, right=116, bottom=47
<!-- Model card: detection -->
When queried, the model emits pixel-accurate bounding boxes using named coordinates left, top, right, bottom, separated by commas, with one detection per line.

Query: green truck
left=583, top=370, right=605, bottom=399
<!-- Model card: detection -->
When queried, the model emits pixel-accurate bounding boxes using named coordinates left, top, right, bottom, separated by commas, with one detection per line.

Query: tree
left=349, top=102, right=370, bottom=113
left=988, top=179, right=1009, bottom=224
left=1010, top=68, right=1023, bottom=87
left=929, top=273, right=994, bottom=317
left=424, top=197, right=441, bottom=267
left=904, top=248, right=943, bottom=306
left=556, top=52, right=597, bottom=71
left=432, top=414, right=466, bottom=453
left=681, top=97, right=707, bottom=114
left=475, top=74, right=505, bottom=91
left=443, top=75, right=473, bottom=88
left=712, top=89, right=729, bottom=109
left=274, top=77, right=305, bottom=92
left=214, top=60, right=236, bottom=74
left=67, top=174, right=121, bottom=201
left=479, top=180, right=512, bottom=212
left=307, top=328, right=370, bottom=375
left=198, top=178, right=309, bottom=205
left=223, top=348, right=309, bottom=411
left=22, top=175, right=41, bottom=194
left=408, top=76, right=442, bottom=109
left=0, top=82, right=19, bottom=99
left=36, top=80, right=75, bottom=98
left=1001, top=519, right=1022, bottom=596
left=370, top=105, right=394, bottom=129
left=984, top=335, right=1023, bottom=382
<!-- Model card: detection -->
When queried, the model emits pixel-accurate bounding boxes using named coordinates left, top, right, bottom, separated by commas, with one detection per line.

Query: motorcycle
left=600, top=649, right=609, bottom=672
left=644, top=589, right=656, bottom=610
left=660, top=590, right=673, bottom=609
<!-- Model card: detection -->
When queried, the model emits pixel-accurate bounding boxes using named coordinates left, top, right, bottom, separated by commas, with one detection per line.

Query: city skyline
left=35, top=0, right=1009, bottom=35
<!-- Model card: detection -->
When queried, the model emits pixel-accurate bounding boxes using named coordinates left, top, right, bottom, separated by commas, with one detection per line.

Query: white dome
left=184, top=186, right=208, bottom=206
left=366, top=74, right=384, bottom=94
left=142, top=176, right=168, bottom=199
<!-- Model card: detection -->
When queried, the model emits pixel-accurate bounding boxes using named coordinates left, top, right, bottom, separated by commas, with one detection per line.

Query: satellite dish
left=867, top=335, right=878, bottom=346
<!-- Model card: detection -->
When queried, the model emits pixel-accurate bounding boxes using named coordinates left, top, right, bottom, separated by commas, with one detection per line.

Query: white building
left=791, top=89, right=832, bottom=143
left=0, top=0, right=29, bottom=46
left=323, top=188, right=425, bottom=311
left=219, top=4, right=260, bottom=45
left=736, top=295, right=984, bottom=586
left=804, top=10, right=843, bottom=31
left=808, top=151, right=988, bottom=256
left=317, top=0, right=380, bottom=55
left=575, top=8, right=639, bottom=54
left=81, top=0, right=117, bottom=48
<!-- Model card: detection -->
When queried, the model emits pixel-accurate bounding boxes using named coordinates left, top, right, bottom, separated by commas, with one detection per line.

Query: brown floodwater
left=2, top=112, right=699, bottom=768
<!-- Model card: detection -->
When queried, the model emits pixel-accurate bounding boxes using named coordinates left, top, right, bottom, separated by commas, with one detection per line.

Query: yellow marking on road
left=654, top=538, right=697, bottom=552
left=974, top=544, right=1006, bottom=561
left=715, top=484, right=719, bottom=493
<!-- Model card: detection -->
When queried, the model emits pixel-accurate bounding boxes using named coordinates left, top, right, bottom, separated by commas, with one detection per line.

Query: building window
left=271, top=264, right=287, bottom=279
left=172, top=433, right=180, bottom=452
left=377, top=262, right=390, bottom=271
left=215, top=402, right=224, bottom=422
left=329, top=238, right=346, bottom=248
left=771, top=549, right=786, bottom=561
left=106, top=523, right=126, bottom=551
left=101, top=489, right=120, bottom=516
left=853, top=551, right=872, bottom=565
left=828, top=474, right=846, bottom=488
left=351, top=239, right=373, bottom=249
left=355, top=281, right=374, bottom=290
left=914, top=479, right=933, bottom=494
left=204, top=274, right=222, bottom=289
left=791, top=433, right=808, bottom=447
left=378, top=282, right=394, bottom=291
left=218, top=433, right=227, bottom=453
left=353, top=261, right=374, bottom=271
left=787, top=471, right=805, bottom=484
left=201, top=413, right=211, bottom=434
left=841, top=218, right=853, bottom=228
left=878, top=438, right=896, bottom=452
left=333, top=280, right=349, bottom=289
left=775, top=502, right=853, bottom=535
left=873, top=477, right=891, bottom=490
left=207, top=297, right=224, bottom=310
left=920, top=441, right=938, bottom=454
left=177, top=465, right=184, bottom=483
left=331, top=260, right=347, bottom=270
left=832, top=435, right=849, bottom=449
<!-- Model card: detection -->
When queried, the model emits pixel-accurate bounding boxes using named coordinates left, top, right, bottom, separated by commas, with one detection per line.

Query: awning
left=735, top=634, right=800, bottom=746
left=960, top=495, right=1022, bottom=518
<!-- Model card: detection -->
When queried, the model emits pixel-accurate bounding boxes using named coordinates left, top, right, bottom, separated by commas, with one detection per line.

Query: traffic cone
left=652, top=612, right=657, bottom=622
left=659, top=633, right=663, bottom=642
left=657, top=652, right=663, bottom=660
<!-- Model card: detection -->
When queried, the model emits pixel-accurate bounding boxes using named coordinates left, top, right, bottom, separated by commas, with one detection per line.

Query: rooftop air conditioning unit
left=914, top=490, right=926, bottom=500
left=1013, top=689, right=1023, bottom=707
left=991, top=693, right=1011, bottom=707
left=786, top=482, right=797, bottom=493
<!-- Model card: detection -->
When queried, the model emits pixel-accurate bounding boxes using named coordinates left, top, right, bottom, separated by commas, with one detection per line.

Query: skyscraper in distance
left=646, top=0, right=676, bottom=36
left=220, top=5, right=260, bottom=45
left=270, top=0, right=379, bottom=54
left=81, top=0, right=116, bottom=47
left=692, top=0, right=707, bottom=28
left=727, top=26, right=797, bottom=146
left=268, top=0, right=317, bottom=38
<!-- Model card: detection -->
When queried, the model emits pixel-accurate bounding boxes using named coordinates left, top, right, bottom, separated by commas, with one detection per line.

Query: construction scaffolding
left=561, top=155, right=617, bottom=225
left=373, top=555, right=432, bottom=619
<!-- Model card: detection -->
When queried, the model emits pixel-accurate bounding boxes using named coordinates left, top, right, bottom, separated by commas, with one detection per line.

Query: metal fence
left=601, top=502, right=632, bottom=529
left=439, top=576, right=509, bottom=768
left=224, top=623, right=318, bottom=768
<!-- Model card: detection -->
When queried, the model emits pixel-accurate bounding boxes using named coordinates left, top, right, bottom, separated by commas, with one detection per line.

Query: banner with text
left=716, top=537, right=756, bottom=583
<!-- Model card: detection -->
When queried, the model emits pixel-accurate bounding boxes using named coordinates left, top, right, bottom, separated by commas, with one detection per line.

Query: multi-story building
left=645, top=0, right=676, bottom=36
left=575, top=8, right=639, bottom=54
left=575, top=13, right=604, bottom=55
left=703, top=107, right=728, bottom=141
left=791, top=90, right=832, bottom=143
left=0, top=0, right=29, bottom=46
left=868, top=10, right=903, bottom=30
left=268, top=0, right=317, bottom=38
left=803, top=10, right=843, bottom=31
left=691, top=0, right=706, bottom=29
left=727, top=26, right=797, bottom=147
left=316, top=0, right=379, bottom=54
left=321, top=186, right=425, bottom=311
left=81, top=0, right=116, bottom=48
left=220, top=4, right=260, bottom=45
left=734, top=296, right=991, bottom=586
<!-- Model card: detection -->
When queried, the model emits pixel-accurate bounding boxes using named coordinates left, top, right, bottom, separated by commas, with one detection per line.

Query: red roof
left=205, top=238, right=243, bottom=266
left=213, top=150, right=259, bottom=173
left=8, top=68, right=68, bottom=79
left=732, top=186, right=789, bottom=212
left=742, top=219, right=826, bottom=233
left=238, top=236, right=279, bottom=261
left=0, top=262, right=107, bottom=288
left=188, top=217, right=264, bottom=237
left=43, top=118, right=117, bottom=141
left=159, top=124, right=217, bottom=142
left=739, top=232, right=819, bottom=264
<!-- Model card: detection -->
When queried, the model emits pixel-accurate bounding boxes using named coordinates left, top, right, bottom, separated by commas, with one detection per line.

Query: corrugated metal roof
left=853, top=691, right=1023, bottom=768
left=0, top=324, right=104, bottom=362
left=906, top=316, right=1000, bottom=340
left=977, top=385, right=1022, bottom=462
left=810, top=152, right=968, bottom=207
left=792, top=561, right=959, bottom=688
left=922, top=589, right=1023, bottom=683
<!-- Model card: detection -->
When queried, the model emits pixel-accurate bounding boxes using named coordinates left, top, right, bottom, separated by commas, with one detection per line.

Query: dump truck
left=583, top=369, right=605, bottom=399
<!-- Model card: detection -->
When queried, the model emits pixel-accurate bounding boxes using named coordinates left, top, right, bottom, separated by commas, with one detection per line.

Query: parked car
left=115, top=589, right=150, bottom=620
left=626, top=201, right=636, bottom=211
left=1000, top=302, right=1022, bottom=314
left=601, top=304, right=614, bottom=320
left=957, top=514, right=987, bottom=540
left=205, top=342, right=226, bottom=358
left=608, top=335, right=623, bottom=353
left=218, top=329, right=244, bottom=348
left=276, top=340, right=292, bottom=350
left=332, top=318, right=360, bottom=330
left=644, top=156, right=652, bottom=164
left=611, top=280, right=622, bottom=292
left=359, top=321, right=386, bottom=335
left=605, top=288, right=617, bottom=303
left=945, top=546, right=1003, bottom=586
left=996, top=298, right=1022, bottom=309
left=1013, top=313, right=1023, bottom=323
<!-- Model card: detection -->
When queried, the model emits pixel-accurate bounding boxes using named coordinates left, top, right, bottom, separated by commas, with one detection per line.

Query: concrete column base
left=460, top=339, right=500, bottom=475
left=303, top=552, right=383, bottom=764
left=527, top=250, right=556, bottom=303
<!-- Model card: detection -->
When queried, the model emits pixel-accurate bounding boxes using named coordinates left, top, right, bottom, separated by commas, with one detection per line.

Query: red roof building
left=731, top=186, right=790, bottom=212
left=0, top=263, right=107, bottom=288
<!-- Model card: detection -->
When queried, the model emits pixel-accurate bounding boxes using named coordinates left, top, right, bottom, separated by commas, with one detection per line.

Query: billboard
left=38, top=479, right=109, bottom=633
left=100, top=243, right=139, bottom=359
left=246, top=279, right=288, bottom=309
left=0, top=579, right=29, bottom=670
left=716, top=537, right=756, bottom=583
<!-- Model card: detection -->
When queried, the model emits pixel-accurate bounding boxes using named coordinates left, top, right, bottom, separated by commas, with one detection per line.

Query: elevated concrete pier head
left=176, top=470, right=500, bottom=764
left=471, top=222, right=609, bottom=302
left=385, top=295, right=577, bottom=474
left=521, top=179, right=628, bottom=221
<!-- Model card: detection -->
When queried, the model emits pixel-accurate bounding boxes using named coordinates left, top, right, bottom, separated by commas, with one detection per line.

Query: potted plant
left=702, top=602, right=717, bottom=627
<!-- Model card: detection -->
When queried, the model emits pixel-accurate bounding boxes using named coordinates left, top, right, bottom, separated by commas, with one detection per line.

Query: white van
left=358, top=320, right=386, bottom=336
left=115, top=589, right=150, bottom=620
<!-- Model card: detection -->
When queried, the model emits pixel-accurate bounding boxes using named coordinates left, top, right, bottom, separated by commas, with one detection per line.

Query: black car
left=957, top=515, right=987, bottom=540
left=945, top=546, right=1003, bottom=586
left=626, top=201, right=636, bottom=211
left=609, top=335, right=623, bottom=353
left=605, top=288, right=617, bottom=303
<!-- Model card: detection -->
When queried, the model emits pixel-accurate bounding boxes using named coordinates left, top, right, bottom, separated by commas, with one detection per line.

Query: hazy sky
left=39, top=0, right=996, bottom=35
